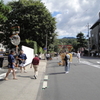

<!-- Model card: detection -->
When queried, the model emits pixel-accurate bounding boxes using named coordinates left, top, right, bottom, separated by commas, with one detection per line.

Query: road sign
left=10, top=35, right=20, bottom=46
left=43, top=47, right=47, bottom=50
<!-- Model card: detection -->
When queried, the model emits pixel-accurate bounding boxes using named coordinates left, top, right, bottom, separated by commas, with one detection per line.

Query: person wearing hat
left=30, top=54, right=40, bottom=79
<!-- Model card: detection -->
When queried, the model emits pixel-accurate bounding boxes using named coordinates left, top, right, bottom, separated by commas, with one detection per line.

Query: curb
left=0, top=69, right=18, bottom=80
left=0, top=73, right=6, bottom=80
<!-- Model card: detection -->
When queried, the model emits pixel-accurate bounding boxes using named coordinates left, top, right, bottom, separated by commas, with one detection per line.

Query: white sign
left=22, top=45, right=34, bottom=66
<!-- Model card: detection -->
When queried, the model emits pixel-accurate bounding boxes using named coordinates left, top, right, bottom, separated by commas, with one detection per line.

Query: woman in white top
left=76, top=51, right=81, bottom=63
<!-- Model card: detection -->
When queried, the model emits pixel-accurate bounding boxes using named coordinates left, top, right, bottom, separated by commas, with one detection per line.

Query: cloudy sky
left=4, top=0, right=100, bottom=38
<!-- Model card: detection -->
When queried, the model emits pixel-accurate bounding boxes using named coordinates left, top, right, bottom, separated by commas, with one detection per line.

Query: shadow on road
left=0, top=79, right=4, bottom=81
left=48, top=72, right=65, bottom=75
left=17, top=75, right=31, bottom=78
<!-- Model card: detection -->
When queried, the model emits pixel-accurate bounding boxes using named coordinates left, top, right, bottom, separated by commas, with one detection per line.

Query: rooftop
left=90, top=18, right=100, bottom=29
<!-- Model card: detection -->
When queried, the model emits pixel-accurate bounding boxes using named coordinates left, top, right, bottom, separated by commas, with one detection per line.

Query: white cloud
left=42, top=0, right=100, bottom=38
left=3, top=0, right=100, bottom=38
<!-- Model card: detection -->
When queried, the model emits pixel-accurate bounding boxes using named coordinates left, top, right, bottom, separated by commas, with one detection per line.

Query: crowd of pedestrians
left=4, top=50, right=41, bottom=80
left=2, top=49, right=81, bottom=80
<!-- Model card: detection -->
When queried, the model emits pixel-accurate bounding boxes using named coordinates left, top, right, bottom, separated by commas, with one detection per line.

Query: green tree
left=0, top=0, right=11, bottom=23
left=76, top=32, right=87, bottom=48
left=51, top=38, right=78, bottom=52
left=2, top=0, right=56, bottom=48
left=0, top=0, right=11, bottom=43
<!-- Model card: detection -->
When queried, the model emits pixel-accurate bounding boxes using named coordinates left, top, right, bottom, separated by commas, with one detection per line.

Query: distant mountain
left=62, top=37, right=75, bottom=39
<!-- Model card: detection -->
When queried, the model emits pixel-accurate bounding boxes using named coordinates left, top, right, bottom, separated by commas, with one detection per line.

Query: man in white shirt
left=46, top=53, right=50, bottom=60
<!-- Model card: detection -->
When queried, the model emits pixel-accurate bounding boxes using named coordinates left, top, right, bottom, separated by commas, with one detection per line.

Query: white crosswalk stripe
left=80, top=60, right=100, bottom=69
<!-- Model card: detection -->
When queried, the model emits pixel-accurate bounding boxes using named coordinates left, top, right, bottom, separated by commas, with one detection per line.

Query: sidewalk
left=0, top=60, right=47, bottom=100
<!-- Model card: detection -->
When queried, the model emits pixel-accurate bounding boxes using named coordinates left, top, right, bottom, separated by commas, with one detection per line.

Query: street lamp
left=45, top=32, right=52, bottom=53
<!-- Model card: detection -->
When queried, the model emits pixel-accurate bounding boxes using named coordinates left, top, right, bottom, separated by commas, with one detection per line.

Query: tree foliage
left=51, top=38, right=78, bottom=52
left=0, top=0, right=11, bottom=43
left=76, top=32, right=87, bottom=48
left=1, top=0, right=57, bottom=48
left=0, top=0, right=11, bottom=23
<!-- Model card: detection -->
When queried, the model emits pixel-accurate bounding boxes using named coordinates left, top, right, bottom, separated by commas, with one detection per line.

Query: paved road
left=0, top=60, right=47, bottom=100
left=37, top=56, right=100, bottom=100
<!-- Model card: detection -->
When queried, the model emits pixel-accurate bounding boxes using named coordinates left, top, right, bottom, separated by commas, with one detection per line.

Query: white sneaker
left=34, top=75, right=37, bottom=79
left=24, top=70, right=27, bottom=73
left=65, top=71, right=69, bottom=74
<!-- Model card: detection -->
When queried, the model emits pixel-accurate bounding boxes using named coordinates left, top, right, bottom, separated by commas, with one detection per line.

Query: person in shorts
left=4, top=51, right=17, bottom=80
left=18, top=50, right=27, bottom=73
left=30, top=54, right=40, bottom=79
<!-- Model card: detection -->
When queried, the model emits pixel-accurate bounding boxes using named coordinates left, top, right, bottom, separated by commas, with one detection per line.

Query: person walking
left=18, top=50, right=27, bottom=73
left=0, top=49, right=4, bottom=68
left=76, top=51, right=81, bottom=63
left=46, top=53, right=50, bottom=60
left=30, top=54, right=40, bottom=79
left=64, top=52, right=70, bottom=73
left=4, top=51, right=17, bottom=80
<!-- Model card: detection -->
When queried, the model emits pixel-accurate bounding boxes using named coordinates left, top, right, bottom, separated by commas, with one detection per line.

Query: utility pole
left=86, top=23, right=90, bottom=56
left=46, top=33, right=48, bottom=53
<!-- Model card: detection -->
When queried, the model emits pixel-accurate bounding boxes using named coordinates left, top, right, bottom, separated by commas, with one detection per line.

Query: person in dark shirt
left=4, top=51, right=17, bottom=80
left=18, top=50, right=27, bottom=73
left=0, top=49, right=4, bottom=68
left=30, top=54, right=40, bottom=79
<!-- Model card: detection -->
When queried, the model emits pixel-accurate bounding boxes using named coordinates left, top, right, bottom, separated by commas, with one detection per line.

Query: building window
left=92, top=34, right=94, bottom=37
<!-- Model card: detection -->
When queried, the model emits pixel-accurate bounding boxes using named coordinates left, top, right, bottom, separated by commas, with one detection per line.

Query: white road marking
left=81, top=61, right=100, bottom=69
left=42, top=75, right=48, bottom=89
left=44, top=75, right=48, bottom=81
left=42, top=81, right=48, bottom=89
left=97, top=61, right=100, bottom=63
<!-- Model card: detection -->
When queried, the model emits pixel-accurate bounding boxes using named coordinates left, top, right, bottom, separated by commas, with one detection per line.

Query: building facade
left=90, top=13, right=100, bottom=56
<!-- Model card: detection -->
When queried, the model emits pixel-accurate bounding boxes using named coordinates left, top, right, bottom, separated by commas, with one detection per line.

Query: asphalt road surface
left=37, top=56, right=100, bottom=100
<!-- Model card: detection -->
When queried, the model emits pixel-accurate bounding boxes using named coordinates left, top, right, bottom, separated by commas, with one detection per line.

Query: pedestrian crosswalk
left=80, top=60, right=100, bottom=69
